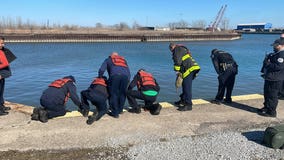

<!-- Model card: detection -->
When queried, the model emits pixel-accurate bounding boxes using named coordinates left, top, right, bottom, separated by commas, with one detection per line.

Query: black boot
left=2, top=106, right=11, bottom=111
left=86, top=110, right=98, bottom=125
left=39, top=109, right=48, bottom=123
left=177, top=104, right=192, bottom=111
left=31, top=107, right=41, bottom=121
left=149, top=103, right=162, bottom=115
left=128, top=106, right=141, bottom=114
left=0, top=107, right=8, bottom=116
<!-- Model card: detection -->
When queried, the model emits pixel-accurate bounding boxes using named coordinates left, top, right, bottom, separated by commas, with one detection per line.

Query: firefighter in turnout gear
left=210, top=49, right=238, bottom=105
left=127, top=69, right=161, bottom=115
left=169, top=43, right=200, bottom=111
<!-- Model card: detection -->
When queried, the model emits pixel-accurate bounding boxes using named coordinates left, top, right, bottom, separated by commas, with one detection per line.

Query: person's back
left=98, top=52, right=131, bottom=118
left=210, top=49, right=238, bottom=104
left=32, top=75, right=82, bottom=123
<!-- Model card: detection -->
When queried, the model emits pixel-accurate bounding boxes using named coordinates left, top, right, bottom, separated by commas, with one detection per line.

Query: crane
left=208, top=5, right=227, bottom=32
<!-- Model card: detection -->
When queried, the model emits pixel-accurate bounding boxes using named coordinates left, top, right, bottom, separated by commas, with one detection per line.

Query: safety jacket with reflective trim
left=111, top=55, right=127, bottom=67
left=0, top=50, right=9, bottom=69
left=137, top=71, right=156, bottom=89
left=172, top=45, right=200, bottom=78
left=91, top=77, right=107, bottom=87
left=49, top=78, right=72, bottom=104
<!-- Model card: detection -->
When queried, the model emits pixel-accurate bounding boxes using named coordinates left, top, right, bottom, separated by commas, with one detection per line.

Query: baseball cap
left=271, top=38, right=284, bottom=46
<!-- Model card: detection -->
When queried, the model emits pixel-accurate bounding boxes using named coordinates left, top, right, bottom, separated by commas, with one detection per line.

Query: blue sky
left=1, top=0, right=283, bottom=29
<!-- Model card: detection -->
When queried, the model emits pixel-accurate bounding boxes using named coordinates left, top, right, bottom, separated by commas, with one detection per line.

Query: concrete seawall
left=2, top=32, right=242, bottom=43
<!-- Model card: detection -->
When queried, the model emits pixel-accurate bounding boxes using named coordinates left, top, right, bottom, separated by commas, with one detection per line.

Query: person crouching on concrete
left=127, top=69, right=162, bottom=115
left=31, top=75, right=83, bottom=123
left=80, top=76, right=109, bottom=125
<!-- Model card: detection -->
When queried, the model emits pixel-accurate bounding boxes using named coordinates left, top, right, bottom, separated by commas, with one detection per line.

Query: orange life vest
left=111, top=55, right=127, bottom=67
left=49, top=78, right=72, bottom=104
left=137, top=71, right=156, bottom=89
left=0, top=50, right=9, bottom=69
left=91, top=77, right=107, bottom=87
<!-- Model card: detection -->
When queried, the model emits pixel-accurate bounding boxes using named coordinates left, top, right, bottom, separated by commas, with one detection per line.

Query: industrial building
left=236, top=23, right=272, bottom=31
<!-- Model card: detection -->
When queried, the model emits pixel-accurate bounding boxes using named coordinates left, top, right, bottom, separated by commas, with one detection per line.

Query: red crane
left=208, top=5, right=227, bottom=32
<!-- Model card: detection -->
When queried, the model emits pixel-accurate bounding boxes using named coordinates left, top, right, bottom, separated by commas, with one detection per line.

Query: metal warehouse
left=236, top=23, right=272, bottom=31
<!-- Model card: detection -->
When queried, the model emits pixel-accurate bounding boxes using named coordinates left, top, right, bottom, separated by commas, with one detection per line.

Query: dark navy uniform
left=259, top=39, right=284, bottom=117
left=98, top=52, right=130, bottom=118
left=81, top=77, right=109, bottom=124
left=210, top=49, right=238, bottom=104
left=38, top=76, right=82, bottom=121
left=169, top=43, right=200, bottom=111
left=127, top=69, right=160, bottom=114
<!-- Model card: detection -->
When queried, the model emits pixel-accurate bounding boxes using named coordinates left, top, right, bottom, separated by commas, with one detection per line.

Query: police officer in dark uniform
left=210, top=49, right=238, bottom=104
left=98, top=52, right=130, bottom=118
left=258, top=38, right=284, bottom=117
left=31, top=75, right=82, bottom=123
left=80, top=77, right=109, bottom=125
left=169, top=43, right=200, bottom=111
left=127, top=69, right=161, bottom=115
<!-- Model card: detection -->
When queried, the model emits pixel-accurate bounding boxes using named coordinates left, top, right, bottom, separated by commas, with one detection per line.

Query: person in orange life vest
left=80, top=76, right=109, bottom=125
left=168, top=42, right=200, bottom=111
left=0, top=37, right=17, bottom=116
left=127, top=69, right=160, bottom=114
left=98, top=52, right=130, bottom=118
left=31, top=76, right=82, bottom=123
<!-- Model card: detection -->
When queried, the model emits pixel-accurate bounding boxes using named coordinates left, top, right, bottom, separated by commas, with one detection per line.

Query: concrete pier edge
left=5, top=93, right=264, bottom=119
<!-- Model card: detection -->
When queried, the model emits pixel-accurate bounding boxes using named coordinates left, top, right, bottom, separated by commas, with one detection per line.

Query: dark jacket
left=211, top=50, right=238, bottom=75
left=40, top=79, right=81, bottom=107
left=172, top=45, right=200, bottom=78
left=98, top=56, right=131, bottom=80
left=0, top=47, right=17, bottom=78
left=88, top=82, right=109, bottom=99
left=262, top=50, right=284, bottom=81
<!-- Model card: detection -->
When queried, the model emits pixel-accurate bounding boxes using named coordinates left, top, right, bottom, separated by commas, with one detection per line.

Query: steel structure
left=208, top=5, right=227, bottom=31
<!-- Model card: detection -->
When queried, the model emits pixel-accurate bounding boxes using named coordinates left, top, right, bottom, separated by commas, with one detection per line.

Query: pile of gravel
left=127, top=130, right=284, bottom=160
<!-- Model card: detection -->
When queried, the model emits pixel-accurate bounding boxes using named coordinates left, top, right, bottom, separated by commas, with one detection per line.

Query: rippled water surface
left=5, top=34, right=279, bottom=109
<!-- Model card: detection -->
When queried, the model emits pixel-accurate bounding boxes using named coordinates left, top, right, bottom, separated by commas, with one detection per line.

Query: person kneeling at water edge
left=31, top=76, right=83, bottom=123
left=80, top=77, right=109, bottom=125
left=127, top=69, right=161, bottom=115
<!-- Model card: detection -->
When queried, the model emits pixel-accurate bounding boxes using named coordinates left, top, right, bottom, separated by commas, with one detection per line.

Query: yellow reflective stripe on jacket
left=174, top=65, right=180, bottom=71
left=182, top=65, right=200, bottom=78
left=182, top=54, right=190, bottom=61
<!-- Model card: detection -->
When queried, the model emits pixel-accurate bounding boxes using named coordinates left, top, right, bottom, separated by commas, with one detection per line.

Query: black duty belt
left=220, top=63, right=234, bottom=71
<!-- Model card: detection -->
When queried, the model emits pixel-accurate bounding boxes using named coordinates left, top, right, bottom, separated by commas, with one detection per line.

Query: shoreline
left=2, top=31, right=242, bottom=43
left=1, top=93, right=284, bottom=159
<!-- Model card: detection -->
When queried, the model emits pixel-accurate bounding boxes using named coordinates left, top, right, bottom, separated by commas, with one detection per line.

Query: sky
left=1, top=0, right=283, bottom=29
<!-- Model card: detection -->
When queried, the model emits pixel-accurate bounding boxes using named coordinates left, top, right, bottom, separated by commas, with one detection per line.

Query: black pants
left=215, top=70, right=236, bottom=101
left=81, top=90, right=108, bottom=118
left=127, top=90, right=157, bottom=109
left=0, top=78, right=5, bottom=106
left=40, top=99, right=66, bottom=119
left=278, top=80, right=284, bottom=98
left=264, top=80, right=281, bottom=112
